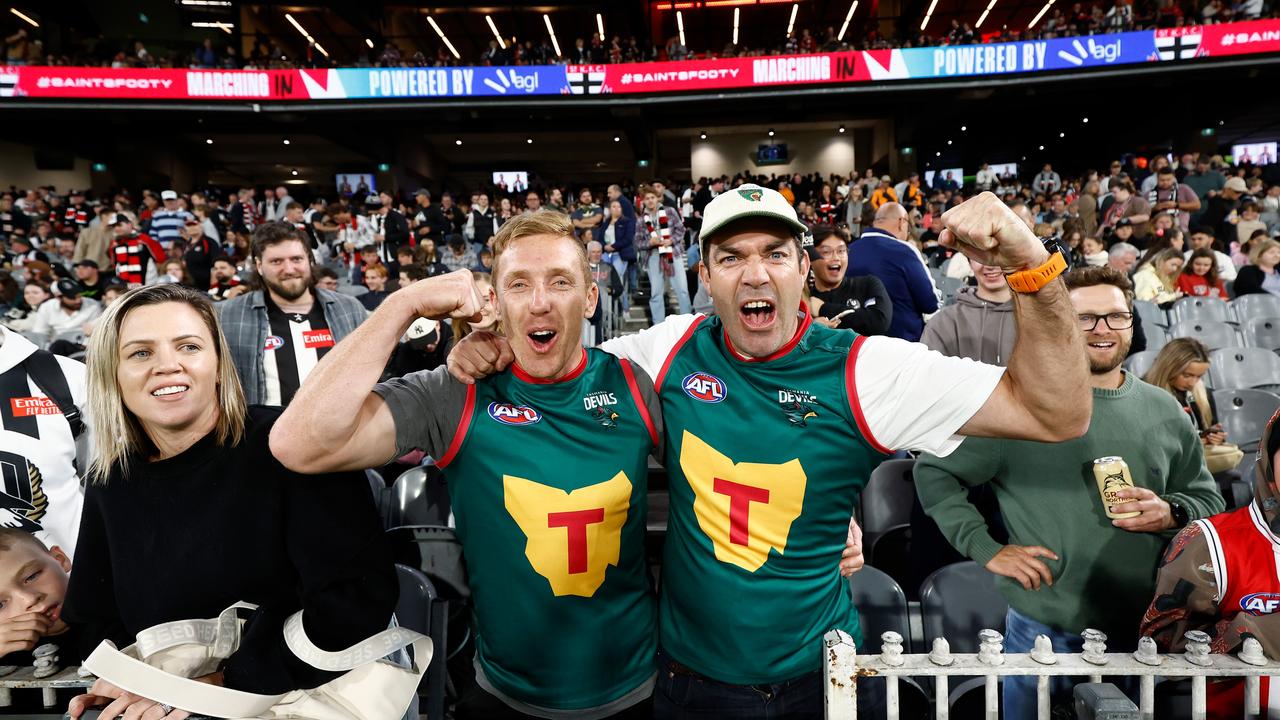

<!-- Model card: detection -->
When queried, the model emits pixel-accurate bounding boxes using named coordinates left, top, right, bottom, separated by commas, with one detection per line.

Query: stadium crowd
left=0, top=142, right=1279, bottom=718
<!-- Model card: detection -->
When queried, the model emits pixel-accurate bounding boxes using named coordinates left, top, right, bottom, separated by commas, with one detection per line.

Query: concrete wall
left=0, top=141, right=92, bottom=193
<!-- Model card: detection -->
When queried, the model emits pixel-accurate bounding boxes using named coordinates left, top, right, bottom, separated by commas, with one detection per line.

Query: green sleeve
left=1161, top=417, right=1226, bottom=527
left=914, top=438, right=1006, bottom=567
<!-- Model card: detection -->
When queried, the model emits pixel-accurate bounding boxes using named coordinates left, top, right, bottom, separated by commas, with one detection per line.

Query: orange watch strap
left=1005, top=251, right=1067, bottom=293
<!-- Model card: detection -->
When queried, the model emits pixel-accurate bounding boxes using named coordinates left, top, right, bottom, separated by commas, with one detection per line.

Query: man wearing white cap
left=147, top=190, right=194, bottom=249
left=449, top=185, right=1092, bottom=717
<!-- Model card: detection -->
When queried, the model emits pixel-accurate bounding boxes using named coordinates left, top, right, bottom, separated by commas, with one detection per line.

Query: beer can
left=1094, top=456, right=1140, bottom=519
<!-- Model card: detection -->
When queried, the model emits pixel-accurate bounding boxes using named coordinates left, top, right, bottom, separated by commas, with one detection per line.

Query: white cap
left=699, top=184, right=809, bottom=243
left=160, top=190, right=178, bottom=201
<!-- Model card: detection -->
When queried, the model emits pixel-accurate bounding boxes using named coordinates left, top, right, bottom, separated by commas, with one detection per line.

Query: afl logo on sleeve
left=488, top=402, right=543, bottom=426
left=1241, top=592, right=1280, bottom=616
left=264, top=335, right=284, bottom=351
left=682, top=372, right=727, bottom=404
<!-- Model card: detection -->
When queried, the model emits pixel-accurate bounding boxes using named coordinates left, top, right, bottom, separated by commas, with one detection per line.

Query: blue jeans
left=647, top=251, right=691, bottom=323
left=607, top=254, right=632, bottom=312
left=654, top=649, right=884, bottom=719
left=1003, top=607, right=1137, bottom=718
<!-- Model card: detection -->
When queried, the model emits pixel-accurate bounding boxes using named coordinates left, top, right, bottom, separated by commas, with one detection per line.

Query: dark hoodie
left=919, top=286, right=1016, bottom=366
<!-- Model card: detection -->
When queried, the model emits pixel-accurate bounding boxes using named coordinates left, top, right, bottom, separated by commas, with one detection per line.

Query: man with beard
left=215, top=221, right=367, bottom=406
left=916, top=265, right=1223, bottom=717
left=207, top=257, right=242, bottom=301
left=807, top=224, right=891, bottom=336
left=30, top=278, right=101, bottom=350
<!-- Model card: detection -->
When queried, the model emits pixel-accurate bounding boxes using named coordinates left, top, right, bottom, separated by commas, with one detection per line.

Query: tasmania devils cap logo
left=738, top=188, right=764, bottom=202
left=488, top=402, right=543, bottom=426
left=682, top=372, right=727, bottom=403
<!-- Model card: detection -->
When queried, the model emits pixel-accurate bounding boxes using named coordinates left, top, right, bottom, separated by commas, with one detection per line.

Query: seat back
left=394, top=564, right=446, bottom=720
left=1145, top=323, right=1169, bottom=353
left=1243, top=316, right=1280, bottom=351
left=920, top=561, right=1007, bottom=654
left=366, top=469, right=390, bottom=527
left=1209, top=347, right=1280, bottom=391
left=1133, top=299, right=1167, bottom=328
left=861, top=459, right=917, bottom=538
left=1167, top=319, right=1239, bottom=350
left=1123, top=350, right=1162, bottom=381
left=1212, top=389, right=1280, bottom=454
left=1233, top=294, right=1280, bottom=323
left=391, top=465, right=452, bottom=528
left=1168, top=297, right=1232, bottom=325
left=848, top=565, right=912, bottom=653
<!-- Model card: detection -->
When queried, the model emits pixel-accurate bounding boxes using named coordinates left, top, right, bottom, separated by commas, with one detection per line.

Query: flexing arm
left=940, top=192, right=1091, bottom=442
left=270, top=269, right=483, bottom=473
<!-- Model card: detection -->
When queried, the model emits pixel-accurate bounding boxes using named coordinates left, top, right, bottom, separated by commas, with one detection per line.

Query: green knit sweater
left=915, top=372, right=1225, bottom=641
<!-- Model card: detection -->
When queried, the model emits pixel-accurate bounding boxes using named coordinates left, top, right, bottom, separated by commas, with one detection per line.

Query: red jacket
left=1176, top=273, right=1227, bottom=299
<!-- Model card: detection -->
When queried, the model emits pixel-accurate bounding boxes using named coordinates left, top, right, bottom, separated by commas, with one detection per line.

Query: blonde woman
left=1132, top=247, right=1184, bottom=307
left=1143, top=337, right=1243, bottom=474
left=64, top=284, right=395, bottom=720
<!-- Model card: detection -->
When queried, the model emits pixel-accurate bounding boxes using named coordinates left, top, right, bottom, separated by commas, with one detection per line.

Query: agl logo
left=488, top=402, right=543, bottom=426
left=682, top=372, right=727, bottom=404
left=1240, top=592, right=1280, bottom=616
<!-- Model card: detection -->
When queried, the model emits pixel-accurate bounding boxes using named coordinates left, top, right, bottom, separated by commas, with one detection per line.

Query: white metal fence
left=824, top=627, right=1277, bottom=719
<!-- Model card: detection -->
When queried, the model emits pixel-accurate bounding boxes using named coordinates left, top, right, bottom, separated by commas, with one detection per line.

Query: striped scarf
left=644, top=210, right=675, bottom=277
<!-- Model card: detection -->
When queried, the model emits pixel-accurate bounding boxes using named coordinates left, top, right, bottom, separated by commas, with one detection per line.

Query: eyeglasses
left=817, top=247, right=848, bottom=259
left=1078, top=312, right=1134, bottom=331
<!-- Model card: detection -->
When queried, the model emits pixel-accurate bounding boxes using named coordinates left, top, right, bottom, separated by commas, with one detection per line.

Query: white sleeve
left=1218, top=252, right=1238, bottom=282
left=854, top=336, right=1005, bottom=457
left=599, top=313, right=704, bottom=383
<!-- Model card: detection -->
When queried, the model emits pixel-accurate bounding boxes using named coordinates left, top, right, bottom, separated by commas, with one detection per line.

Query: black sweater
left=811, top=274, right=894, bottom=336
left=63, top=407, right=397, bottom=695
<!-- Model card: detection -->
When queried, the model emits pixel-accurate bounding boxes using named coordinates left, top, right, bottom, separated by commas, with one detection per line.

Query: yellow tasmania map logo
left=503, top=472, right=632, bottom=597
left=678, top=431, right=806, bottom=572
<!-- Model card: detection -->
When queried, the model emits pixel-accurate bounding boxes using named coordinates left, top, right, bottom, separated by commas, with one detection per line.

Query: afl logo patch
left=488, top=402, right=542, bottom=426
left=1241, top=592, right=1280, bottom=616
left=682, top=372, right=727, bottom=403
left=264, top=335, right=284, bottom=351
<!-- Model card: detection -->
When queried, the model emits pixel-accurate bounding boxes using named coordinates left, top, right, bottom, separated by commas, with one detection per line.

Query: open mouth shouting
left=739, top=299, right=777, bottom=330
left=527, top=328, right=559, bottom=354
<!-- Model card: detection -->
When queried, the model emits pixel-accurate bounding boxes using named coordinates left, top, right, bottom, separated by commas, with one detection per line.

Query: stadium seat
left=1212, top=389, right=1280, bottom=453
left=1133, top=300, right=1167, bottom=329
left=390, top=465, right=453, bottom=528
left=1208, top=348, right=1280, bottom=392
left=1123, top=350, right=1162, bottom=380
left=366, top=469, right=390, bottom=526
left=394, top=564, right=446, bottom=720
left=938, top=276, right=965, bottom=301
left=861, top=459, right=916, bottom=557
left=1242, top=316, right=1280, bottom=352
left=339, top=284, right=370, bottom=297
left=1167, top=319, right=1239, bottom=350
left=1168, top=296, right=1233, bottom=326
left=848, top=565, right=912, bottom=653
left=1145, top=323, right=1169, bottom=353
left=1233, top=294, right=1280, bottom=323
left=919, top=561, right=1007, bottom=654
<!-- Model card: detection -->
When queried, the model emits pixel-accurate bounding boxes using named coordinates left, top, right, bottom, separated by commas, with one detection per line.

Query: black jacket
left=811, top=274, right=894, bottom=336
left=1234, top=265, right=1278, bottom=297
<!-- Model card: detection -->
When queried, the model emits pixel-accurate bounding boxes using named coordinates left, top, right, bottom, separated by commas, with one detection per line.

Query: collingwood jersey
left=261, top=295, right=335, bottom=406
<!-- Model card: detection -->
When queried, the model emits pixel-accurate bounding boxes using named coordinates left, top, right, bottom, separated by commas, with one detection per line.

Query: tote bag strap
left=281, top=612, right=430, bottom=672
left=132, top=602, right=259, bottom=661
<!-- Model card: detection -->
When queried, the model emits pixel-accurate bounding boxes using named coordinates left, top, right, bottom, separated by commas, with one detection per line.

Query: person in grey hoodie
left=921, top=257, right=1016, bottom=366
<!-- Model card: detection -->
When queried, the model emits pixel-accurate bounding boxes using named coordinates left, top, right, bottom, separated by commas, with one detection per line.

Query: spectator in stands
left=157, top=259, right=190, bottom=287
left=215, top=222, right=367, bottom=407
left=606, top=184, right=636, bottom=220
left=3, top=283, right=49, bottom=333
left=922, top=258, right=1015, bottom=365
left=586, top=240, right=623, bottom=346
left=1232, top=228, right=1267, bottom=268
left=71, top=207, right=111, bottom=269
left=207, top=257, right=242, bottom=301
left=1082, top=235, right=1109, bottom=267
left=30, top=278, right=100, bottom=353
left=1147, top=166, right=1201, bottom=232
left=847, top=202, right=939, bottom=342
left=1177, top=248, right=1228, bottom=298
left=147, top=190, right=195, bottom=249
left=1235, top=201, right=1267, bottom=249
left=1139, top=412, right=1279, bottom=719
left=1135, top=228, right=1184, bottom=272
left=464, top=191, right=498, bottom=252
left=1187, top=227, right=1239, bottom=282
left=916, top=265, right=1223, bottom=718
left=181, top=216, right=220, bottom=291
left=66, top=283, right=395, bottom=719
left=440, top=235, right=479, bottom=273
left=358, top=264, right=390, bottom=311
left=636, top=185, right=689, bottom=323
left=369, top=192, right=411, bottom=270
left=1033, top=163, right=1062, bottom=195
left=1133, top=247, right=1184, bottom=306
left=413, top=239, right=450, bottom=278
left=7, top=235, right=47, bottom=267
left=601, top=199, right=636, bottom=312
left=272, top=214, right=660, bottom=720
left=0, top=530, right=75, bottom=667
left=1075, top=179, right=1101, bottom=239
left=312, top=266, right=339, bottom=293
left=571, top=188, right=604, bottom=241
left=263, top=185, right=293, bottom=222
left=73, top=260, right=108, bottom=300
left=1233, top=237, right=1280, bottom=297
left=807, top=224, right=892, bottom=336
left=1142, top=337, right=1243, bottom=475
left=1100, top=180, right=1152, bottom=244
left=1183, top=155, right=1226, bottom=206
left=228, top=188, right=259, bottom=242
left=975, top=163, right=997, bottom=193
left=523, top=190, right=542, bottom=215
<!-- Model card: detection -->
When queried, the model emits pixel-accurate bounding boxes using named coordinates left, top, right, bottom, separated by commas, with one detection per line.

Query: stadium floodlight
left=920, top=0, right=940, bottom=31
left=700, top=131, right=708, bottom=139
left=191, top=21, right=233, bottom=34
left=285, top=13, right=314, bottom=44
left=732, top=8, right=740, bottom=45
left=485, top=16, right=507, bottom=50
left=427, top=16, right=461, bottom=60
left=786, top=4, right=799, bottom=37
left=180, top=0, right=233, bottom=5
left=837, top=1, right=858, bottom=41
left=313, top=42, right=329, bottom=58
left=365, top=38, right=374, bottom=49
left=975, top=0, right=999, bottom=28
left=10, top=7, right=37, bottom=27
left=1027, top=0, right=1055, bottom=29
left=543, top=15, right=562, bottom=57
left=597, top=13, right=605, bottom=39
left=677, top=11, right=686, bottom=47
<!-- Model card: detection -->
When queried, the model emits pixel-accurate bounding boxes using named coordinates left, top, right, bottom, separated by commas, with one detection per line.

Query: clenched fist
left=395, top=268, right=486, bottom=323
left=939, top=192, right=1051, bottom=273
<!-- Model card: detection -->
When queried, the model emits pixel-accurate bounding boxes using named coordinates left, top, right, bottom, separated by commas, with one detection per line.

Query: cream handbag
left=82, top=603, right=431, bottom=720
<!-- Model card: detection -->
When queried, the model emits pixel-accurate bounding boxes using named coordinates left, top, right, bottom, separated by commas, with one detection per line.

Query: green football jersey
left=433, top=349, right=660, bottom=710
left=653, top=313, right=886, bottom=684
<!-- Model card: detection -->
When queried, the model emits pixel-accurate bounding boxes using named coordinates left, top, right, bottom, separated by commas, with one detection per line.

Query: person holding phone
left=1143, top=337, right=1244, bottom=475
left=807, top=225, right=892, bottom=336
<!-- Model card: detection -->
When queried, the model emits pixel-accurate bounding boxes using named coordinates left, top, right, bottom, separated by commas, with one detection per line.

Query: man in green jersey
left=450, top=187, right=1091, bottom=717
left=272, top=212, right=663, bottom=719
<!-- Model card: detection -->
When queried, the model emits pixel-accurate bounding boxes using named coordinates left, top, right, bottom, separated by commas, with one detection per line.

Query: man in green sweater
left=915, top=264, right=1224, bottom=717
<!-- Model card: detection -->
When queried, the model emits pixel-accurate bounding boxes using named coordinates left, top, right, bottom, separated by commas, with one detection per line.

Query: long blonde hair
left=85, top=284, right=246, bottom=482
left=1143, top=337, right=1211, bottom=395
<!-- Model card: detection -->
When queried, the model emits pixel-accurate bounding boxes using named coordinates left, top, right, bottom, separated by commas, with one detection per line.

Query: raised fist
left=939, top=192, right=1052, bottom=273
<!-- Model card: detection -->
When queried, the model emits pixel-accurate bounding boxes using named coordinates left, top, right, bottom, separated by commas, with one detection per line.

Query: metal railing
left=0, top=665, right=92, bottom=710
left=824, top=627, right=1277, bottom=719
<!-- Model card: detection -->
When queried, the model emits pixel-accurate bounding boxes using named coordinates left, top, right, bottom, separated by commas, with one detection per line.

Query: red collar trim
left=512, top=348, right=589, bottom=384
left=723, top=303, right=813, bottom=363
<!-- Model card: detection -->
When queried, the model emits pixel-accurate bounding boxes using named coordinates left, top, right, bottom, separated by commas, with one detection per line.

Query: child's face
left=0, top=542, right=70, bottom=629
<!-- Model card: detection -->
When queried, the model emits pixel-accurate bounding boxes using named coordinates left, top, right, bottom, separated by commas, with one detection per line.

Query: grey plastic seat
left=395, top=564, right=445, bottom=720
left=1212, top=389, right=1280, bottom=453
left=1133, top=299, right=1168, bottom=329
left=1242, top=316, right=1280, bottom=352
left=391, top=465, right=452, bottom=528
left=1123, top=350, right=1162, bottom=381
left=1233, top=294, right=1280, bottom=322
left=848, top=565, right=912, bottom=653
left=1168, top=297, right=1232, bottom=325
left=1167, top=319, right=1239, bottom=350
left=939, top=276, right=965, bottom=301
left=920, top=561, right=1007, bottom=654
left=1209, top=347, right=1280, bottom=392
left=861, top=459, right=916, bottom=551
left=1145, top=323, right=1169, bottom=353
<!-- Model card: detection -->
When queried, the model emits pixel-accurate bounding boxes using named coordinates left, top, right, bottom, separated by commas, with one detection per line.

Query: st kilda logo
left=681, top=372, right=727, bottom=404
left=487, top=402, right=543, bottom=426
